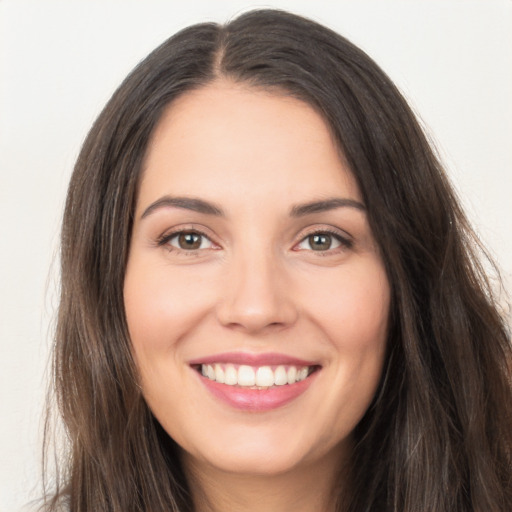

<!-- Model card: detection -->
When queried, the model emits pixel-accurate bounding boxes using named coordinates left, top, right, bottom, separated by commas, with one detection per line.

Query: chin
left=175, top=420, right=346, bottom=479
left=187, top=445, right=310, bottom=477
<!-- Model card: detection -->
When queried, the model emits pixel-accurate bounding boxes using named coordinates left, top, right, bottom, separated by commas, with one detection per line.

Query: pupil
left=310, top=234, right=331, bottom=251
left=179, top=232, right=201, bottom=250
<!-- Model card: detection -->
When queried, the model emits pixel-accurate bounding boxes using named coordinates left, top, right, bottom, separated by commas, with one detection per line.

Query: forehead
left=138, top=81, right=360, bottom=211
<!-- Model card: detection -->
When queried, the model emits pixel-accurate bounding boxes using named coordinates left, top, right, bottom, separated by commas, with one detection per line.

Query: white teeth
left=298, top=367, right=309, bottom=381
left=238, top=365, right=256, bottom=386
left=224, top=364, right=238, bottom=385
left=214, top=364, right=225, bottom=384
left=287, top=366, right=297, bottom=384
left=255, top=366, right=274, bottom=387
left=199, top=363, right=313, bottom=387
left=274, top=365, right=288, bottom=386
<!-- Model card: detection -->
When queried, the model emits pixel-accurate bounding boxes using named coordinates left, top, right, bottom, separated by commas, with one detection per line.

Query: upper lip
left=188, top=352, right=319, bottom=367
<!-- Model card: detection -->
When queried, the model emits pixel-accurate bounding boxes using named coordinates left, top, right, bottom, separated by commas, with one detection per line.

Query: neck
left=182, top=447, right=349, bottom=512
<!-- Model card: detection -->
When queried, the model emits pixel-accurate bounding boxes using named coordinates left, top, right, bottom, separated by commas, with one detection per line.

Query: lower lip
left=196, top=371, right=319, bottom=412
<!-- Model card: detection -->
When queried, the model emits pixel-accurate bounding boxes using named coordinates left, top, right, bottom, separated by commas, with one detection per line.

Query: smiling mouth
left=192, top=363, right=321, bottom=389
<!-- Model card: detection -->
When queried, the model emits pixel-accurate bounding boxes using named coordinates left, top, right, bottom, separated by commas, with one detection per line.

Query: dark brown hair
left=44, top=9, right=512, bottom=512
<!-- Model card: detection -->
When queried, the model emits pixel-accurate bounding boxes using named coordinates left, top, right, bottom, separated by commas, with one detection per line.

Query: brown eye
left=308, top=233, right=333, bottom=251
left=295, top=231, right=349, bottom=252
left=166, top=231, right=214, bottom=251
left=178, top=232, right=202, bottom=250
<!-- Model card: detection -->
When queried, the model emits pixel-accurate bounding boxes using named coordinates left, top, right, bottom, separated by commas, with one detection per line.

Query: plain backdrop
left=1, top=1, right=511, bottom=510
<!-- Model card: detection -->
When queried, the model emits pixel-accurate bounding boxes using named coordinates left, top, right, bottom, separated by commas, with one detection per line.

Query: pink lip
left=196, top=371, right=319, bottom=411
left=189, top=352, right=320, bottom=412
left=188, top=351, right=318, bottom=367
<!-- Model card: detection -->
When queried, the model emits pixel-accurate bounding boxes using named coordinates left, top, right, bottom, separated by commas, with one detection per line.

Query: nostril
left=216, top=296, right=298, bottom=333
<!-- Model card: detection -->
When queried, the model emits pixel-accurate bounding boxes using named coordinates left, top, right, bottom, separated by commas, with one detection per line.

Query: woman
left=44, top=9, right=512, bottom=512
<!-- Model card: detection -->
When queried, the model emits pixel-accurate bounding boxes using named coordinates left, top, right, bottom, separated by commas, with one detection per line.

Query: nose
left=215, top=250, right=298, bottom=334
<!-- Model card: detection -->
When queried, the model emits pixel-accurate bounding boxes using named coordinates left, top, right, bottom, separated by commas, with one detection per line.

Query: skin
left=124, top=80, right=390, bottom=512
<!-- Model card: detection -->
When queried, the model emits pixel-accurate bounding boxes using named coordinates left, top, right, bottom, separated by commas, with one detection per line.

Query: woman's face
left=124, top=81, right=390, bottom=478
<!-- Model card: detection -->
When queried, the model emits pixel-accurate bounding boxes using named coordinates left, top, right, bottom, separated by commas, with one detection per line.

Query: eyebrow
left=140, top=195, right=365, bottom=220
left=290, top=197, right=365, bottom=217
left=141, top=196, right=225, bottom=219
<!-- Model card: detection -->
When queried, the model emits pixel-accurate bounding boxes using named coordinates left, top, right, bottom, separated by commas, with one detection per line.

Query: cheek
left=123, top=260, right=218, bottom=357
left=300, top=263, right=390, bottom=351
left=302, top=265, right=389, bottom=429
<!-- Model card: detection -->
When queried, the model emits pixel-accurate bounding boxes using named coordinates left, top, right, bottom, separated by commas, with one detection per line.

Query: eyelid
left=293, top=226, right=353, bottom=252
left=169, top=232, right=214, bottom=250
left=154, top=224, right=353, bottom=255
left=156, top=225, right=220, bottom=252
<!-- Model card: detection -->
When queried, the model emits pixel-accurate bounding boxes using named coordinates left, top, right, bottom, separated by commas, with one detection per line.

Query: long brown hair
left=44, top=9, right=512, bottom=511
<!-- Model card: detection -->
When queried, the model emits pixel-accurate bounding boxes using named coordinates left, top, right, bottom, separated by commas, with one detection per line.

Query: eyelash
left=156, top=227, right=353, bottom=255
left=156, top=228, right=216, bottom=254
left=295, top=228, right=353, bottom=254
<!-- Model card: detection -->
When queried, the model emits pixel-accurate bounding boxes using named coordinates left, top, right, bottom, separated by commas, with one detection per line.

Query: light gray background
left=1, top=1, right=511, bottom=510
